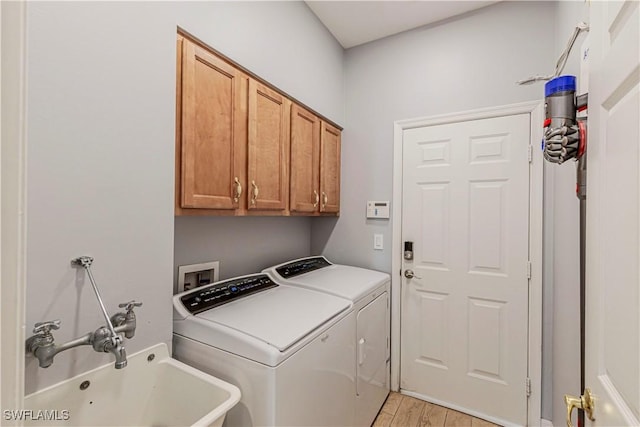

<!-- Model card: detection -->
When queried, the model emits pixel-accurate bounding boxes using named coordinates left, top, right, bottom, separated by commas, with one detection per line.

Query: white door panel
left=585, top=1, right=639, bottom=425
left=401, top=114, right=530, bottom=425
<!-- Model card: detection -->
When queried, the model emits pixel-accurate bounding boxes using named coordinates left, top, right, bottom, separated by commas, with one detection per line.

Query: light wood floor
left=372, top=392, right=502, bottom=427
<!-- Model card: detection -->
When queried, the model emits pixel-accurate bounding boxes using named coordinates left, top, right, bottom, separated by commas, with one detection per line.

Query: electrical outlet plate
left=177, top=261, right=219, bottom=294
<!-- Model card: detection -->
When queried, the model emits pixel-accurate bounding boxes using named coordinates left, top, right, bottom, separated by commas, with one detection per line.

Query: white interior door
left=400, top=114, right=531, bottom=425
left=583, top=1, right=640, bottom=426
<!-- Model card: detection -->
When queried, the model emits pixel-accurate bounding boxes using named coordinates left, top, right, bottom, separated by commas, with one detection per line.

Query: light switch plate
left=374, top=234, right=384, bottom=250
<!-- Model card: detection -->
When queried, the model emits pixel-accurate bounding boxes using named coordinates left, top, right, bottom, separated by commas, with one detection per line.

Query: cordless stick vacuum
left=543, top=75, right=590, bottom=427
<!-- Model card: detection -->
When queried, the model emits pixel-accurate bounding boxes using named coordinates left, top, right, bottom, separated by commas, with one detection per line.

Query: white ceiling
left=306, top=1, right=499, bottom=49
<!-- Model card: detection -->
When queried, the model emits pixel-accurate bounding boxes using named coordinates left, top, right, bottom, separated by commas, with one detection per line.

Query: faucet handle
left=33, top=320, right=61, bottom=335
left=118, top=301, right=142, bottom=312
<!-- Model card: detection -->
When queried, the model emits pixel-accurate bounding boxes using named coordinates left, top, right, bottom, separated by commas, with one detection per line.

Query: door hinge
left=526, top=261, right=532, bottom=279
left=526, top=377, right=531, bottom=397
left=528, top=145, right=533, bottom=163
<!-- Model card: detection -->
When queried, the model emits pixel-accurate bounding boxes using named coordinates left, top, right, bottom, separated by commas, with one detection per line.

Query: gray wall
left=24, top=1, right=343, bottom=393
left=174, top=216, right=312, bottom=286
left=312, top=1, right=555, bottom=268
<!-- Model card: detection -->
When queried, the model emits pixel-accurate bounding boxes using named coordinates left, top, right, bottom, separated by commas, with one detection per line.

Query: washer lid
left=196, top=285, right=350, bottom=352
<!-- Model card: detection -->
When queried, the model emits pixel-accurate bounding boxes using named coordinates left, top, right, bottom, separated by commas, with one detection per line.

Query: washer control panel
left=275, top=257, right=332, bottom=278
left=180, top=274, right=278, bottom=314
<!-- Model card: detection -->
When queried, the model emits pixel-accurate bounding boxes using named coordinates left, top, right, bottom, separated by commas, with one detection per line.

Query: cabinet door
left=180, top=39, right=245, bottom=210
left=319, top=121, right=341, bottom=214
left=248, top=80, right=289, bottom=211
left=290, top=104, right=320, bottom=213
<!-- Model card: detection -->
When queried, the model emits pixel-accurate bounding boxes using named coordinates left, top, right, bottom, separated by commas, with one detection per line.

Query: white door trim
left=1, top=0, right=28, bottom=418
left=392, top=101, right=544, bottom=426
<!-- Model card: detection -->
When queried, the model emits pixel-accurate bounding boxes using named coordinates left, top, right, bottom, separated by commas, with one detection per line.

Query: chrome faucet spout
left=113, top=345, right=127, bottom=369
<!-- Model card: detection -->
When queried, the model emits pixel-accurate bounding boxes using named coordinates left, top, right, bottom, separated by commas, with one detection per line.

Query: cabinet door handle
left=313, top=190, right=319, bottom=208
left=322, top=192, right=328, bottom=208
left=251, top=180, right=259, bottom=205
left=233, top=177, right=242, bottom=203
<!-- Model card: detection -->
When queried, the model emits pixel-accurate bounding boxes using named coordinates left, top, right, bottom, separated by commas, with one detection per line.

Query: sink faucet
left=91, top=325, right=127, bottom=369
left=25, top=256, right=142, bottom=370
left=25, top=320, right=64, bottom=369
left=26, top=301, right=142, bottom=369
left=106, top=300, right=143, bottom=368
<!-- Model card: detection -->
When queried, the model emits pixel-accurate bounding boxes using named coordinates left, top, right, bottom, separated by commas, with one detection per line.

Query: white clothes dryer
left=264, top=257, right=391, bottom=426
left=173, top=273, right=355, bottom=427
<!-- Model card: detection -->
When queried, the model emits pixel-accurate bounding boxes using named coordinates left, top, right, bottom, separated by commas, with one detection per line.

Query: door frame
left=1, top=0, right=28, bottom=417
left=391, top=101, right=544, bottom=426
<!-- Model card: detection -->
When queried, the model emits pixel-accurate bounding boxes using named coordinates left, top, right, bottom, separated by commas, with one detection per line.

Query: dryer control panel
left=180, top=274, right=278, bottom=314
left=275, top=257, right=332, bottom=278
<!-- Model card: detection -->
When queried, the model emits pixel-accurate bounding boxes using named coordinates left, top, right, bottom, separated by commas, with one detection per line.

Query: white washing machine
left=172, top=273, right=356, bottom=427
left=263, top=256, right=391, bottom=426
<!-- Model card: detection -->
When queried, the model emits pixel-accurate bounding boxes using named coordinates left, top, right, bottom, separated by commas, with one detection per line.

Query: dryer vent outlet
left=178, top=261, right=220, bottom=294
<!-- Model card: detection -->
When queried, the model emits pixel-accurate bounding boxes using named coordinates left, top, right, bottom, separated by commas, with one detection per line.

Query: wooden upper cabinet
left=320, top=121, right=341, bottom=214
left=290, top=104, right=321, bottom=213
left=179, top=37, right=247, bottom=210
left=176, top=32, right=340, bottom=216
left=247, top=80, right=290, bottom=211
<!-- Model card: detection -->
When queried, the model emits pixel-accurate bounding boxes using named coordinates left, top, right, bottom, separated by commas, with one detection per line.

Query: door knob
left=565, top=388, right=595, bottom=427
left=404, top=269, right=421, bottom=279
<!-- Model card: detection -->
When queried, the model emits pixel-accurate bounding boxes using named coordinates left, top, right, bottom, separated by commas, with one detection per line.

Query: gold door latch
left=565, top=388, right=595, bottom=427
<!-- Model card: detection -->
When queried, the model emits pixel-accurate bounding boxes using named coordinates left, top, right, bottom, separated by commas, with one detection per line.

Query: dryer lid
left=266, top=257, right=390, bottom=302
left=196, top=285, right=350, bottom=352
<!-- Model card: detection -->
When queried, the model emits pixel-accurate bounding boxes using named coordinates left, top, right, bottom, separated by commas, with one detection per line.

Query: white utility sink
left=23, top=343, right=240, bottom=427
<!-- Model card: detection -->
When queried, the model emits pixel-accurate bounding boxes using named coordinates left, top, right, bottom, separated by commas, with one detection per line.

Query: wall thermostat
left=367, top=201, right=390, bottom=219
